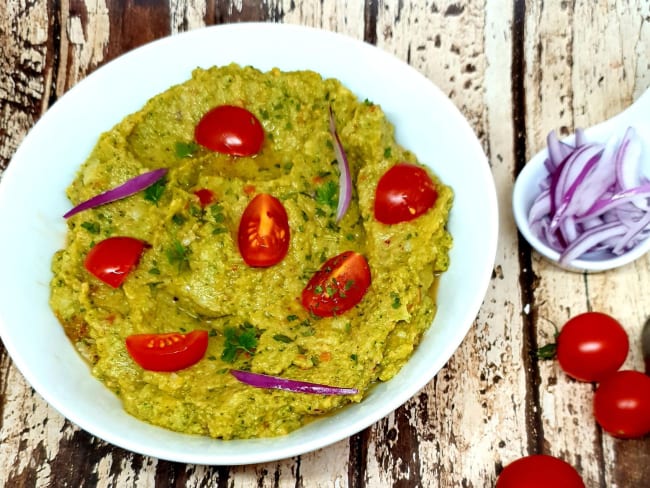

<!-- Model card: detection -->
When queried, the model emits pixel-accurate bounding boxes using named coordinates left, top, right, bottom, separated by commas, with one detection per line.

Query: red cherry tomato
left=194, top=188, right=215, bottom=207
left=302, top=251, right=371, bottom=317
left=237, top=193, right=290, bottom=267
left=126, top=330, right=209, bottom=372
left=374, top=163, right=437, bottom=224
left=195, top=105, right=264, bottom=156
left=496, top=455, right=585, bottom=488
left=556, top=312, right=629, bottom=382
left=84, top=236, right=148, bottom=288
left=593, top=370, right=650, bottom=438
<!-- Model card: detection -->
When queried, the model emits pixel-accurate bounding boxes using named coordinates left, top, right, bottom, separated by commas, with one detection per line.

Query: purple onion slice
left=64, top=168, right=168, bottom=218
left=230, top=369, right=359, bottom=395
left=328, top=106, right=352, bottom=222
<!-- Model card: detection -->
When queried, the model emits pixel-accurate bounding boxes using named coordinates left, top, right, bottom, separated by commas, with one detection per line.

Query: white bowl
left=0, top=23, right=498, bottom=464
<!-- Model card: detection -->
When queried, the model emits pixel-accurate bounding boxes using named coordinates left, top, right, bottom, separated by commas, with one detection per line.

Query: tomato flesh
left=237, top=193, right=290, bottom=267
left=84, top=236, right=148, bottom=288
left=593, top=370, right=650, bottom=438
left=302, top=251, right=371, bottom=317
left=194, top=188, right=215, bottom=207
left=496, top=455, right=585, bottom=488
left=374, top=163, right=437, bottom=224
left=195, top=105, right=264, bottom=156
left=556, top=312, right=629, bottom=382
left=126, top=330, right=209, bottom=372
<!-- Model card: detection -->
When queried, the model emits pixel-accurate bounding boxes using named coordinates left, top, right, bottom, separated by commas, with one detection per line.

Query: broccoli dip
left=50, top=64, right=453, bottom=439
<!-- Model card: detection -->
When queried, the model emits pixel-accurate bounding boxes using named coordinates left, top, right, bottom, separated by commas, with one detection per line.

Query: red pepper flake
left=194, top=188, right=215, bottom=207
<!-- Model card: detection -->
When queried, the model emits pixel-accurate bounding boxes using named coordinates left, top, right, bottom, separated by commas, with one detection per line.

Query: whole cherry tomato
left=84, top=236, right=148, bottom=288
left=126, top=330, right=209, bottom=372
left=302, top=251, right=371, bottom=317
left=195, top=105, right=264, bottom=156
left=237, top=193, right=290, bottom=267
left=374, top=163, right=437, bottom=224
left=556, top=312, right=629, bottom=382
left=496, top=455, right=585, bottom=488
left=593, top=370, right=650, bottom=438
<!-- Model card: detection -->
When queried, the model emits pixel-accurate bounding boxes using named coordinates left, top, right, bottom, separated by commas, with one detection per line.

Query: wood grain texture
left=1, top=0, right=650, bottom=486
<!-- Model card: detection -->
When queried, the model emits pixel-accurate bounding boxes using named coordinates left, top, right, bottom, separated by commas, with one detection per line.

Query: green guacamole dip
left=50, top=64, right=453, bottom=439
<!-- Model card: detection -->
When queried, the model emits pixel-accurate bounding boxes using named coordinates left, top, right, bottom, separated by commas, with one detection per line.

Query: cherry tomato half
left=374, top=163, right=437, bottom=224
left=195, top=105, right=264, bottom=156
left=593, top=370, right=650, bottom=438
left=496, top=455, right=585, bottom=488
left=237, top=193, right=290, bottom=267
left=126, top=330, right=209, bottom=372
left=556, top=312, right=629, bottom=382
left=84, top=236, right=148, bottom=288
left=302, top=251, right=371, bottom=317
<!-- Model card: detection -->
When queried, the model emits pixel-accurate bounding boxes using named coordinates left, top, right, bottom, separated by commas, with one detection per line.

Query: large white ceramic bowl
left=0, top=23, right=497, bottom=465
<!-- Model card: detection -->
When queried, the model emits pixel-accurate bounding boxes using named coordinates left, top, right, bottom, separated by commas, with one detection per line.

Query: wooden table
left=2, top=1, right=649, bottom=486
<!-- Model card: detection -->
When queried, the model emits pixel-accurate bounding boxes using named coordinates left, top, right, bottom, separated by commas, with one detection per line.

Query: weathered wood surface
left=1, top=1, right=649, bottom=486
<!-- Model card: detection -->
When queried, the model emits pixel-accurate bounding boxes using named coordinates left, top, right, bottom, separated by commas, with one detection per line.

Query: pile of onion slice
left=64, top=168, right=168, bottom=218
left=528, top=127, right=650, bottom=263
left=328, top=106, right=352, bottom=222
left=230, top=369, right=359, bottom=395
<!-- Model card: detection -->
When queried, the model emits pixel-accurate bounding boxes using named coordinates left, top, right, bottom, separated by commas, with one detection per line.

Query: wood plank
left=523, top=1, right=650, bottom=486
left=367, top=1, right=529, bottom=486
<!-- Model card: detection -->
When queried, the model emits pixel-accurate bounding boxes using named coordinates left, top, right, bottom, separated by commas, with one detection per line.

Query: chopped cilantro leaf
left=221, top=323, right=260, bottom=363
left=80, top=221, right=100, bottom=234
left=273, top=334, right=293, bottom=343
left=175, top=141, right=199, bottom=158
left=315, top=180, right=338, bottom=210
left=144, top=178, right=166, bottom=204
left=166, top=240, right=190, bottom=271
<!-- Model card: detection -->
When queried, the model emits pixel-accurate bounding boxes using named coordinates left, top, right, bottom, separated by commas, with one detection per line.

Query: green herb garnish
left=175, top=141, right=199, bottom=158
left=273, top=334, right=293, bottom=344
left=144, top=178, right=167, bottom=204
left=221, top=323, right=260, bottom=363
left=80, top=221, right=100, bottom=234
left=315, top=180, right=338, bottom=210
left=166, top=240, right=190, bottom=271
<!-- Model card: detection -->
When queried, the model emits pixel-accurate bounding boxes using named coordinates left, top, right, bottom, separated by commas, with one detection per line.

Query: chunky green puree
left=50, top=64, right=453, bottom=439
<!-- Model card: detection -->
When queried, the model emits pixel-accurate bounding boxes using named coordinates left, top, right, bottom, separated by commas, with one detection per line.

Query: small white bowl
left=513, top=89, right=650, bottom=273
left=513, top=157, right=650, bottom=273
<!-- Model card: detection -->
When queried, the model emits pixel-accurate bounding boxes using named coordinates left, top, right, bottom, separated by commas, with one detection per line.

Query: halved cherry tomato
left=374, top=163, right=437, bottom=224
left=195, top=105, right=264, bottom=156
left=84, top=236, right=148, bottom=288
left=125, top=330, right=209, bottom=372
left=556, top=312, right=629, bottom=382
left=496, top=455, right=585, bottom=488
left=302, top=251, right=371, bottom=317
left=593, top=370, right=650, bottom=438
left=194, top=188, right=215, bottom=207
left=237, top=193, right=290, bottom=267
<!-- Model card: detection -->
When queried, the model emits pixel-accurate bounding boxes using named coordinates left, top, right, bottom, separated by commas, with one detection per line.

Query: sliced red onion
left=528, top=126, right=650, bottom=262
left=230, top=369, right=359, bottom=395
left=64, top=168, right=168, bottom=218
left=328, top=106, right=352, bottom=222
